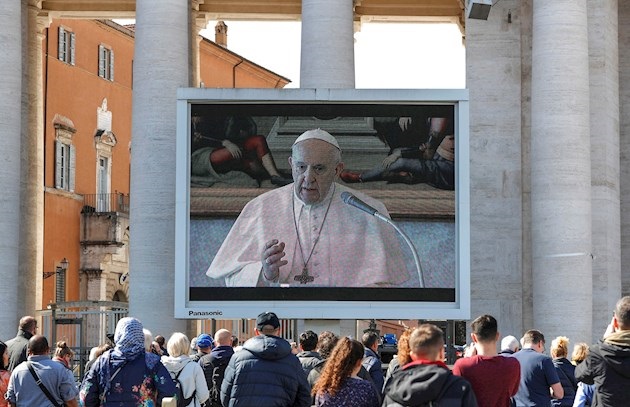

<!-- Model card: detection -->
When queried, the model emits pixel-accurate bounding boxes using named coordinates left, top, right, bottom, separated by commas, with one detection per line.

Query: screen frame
left=174, top=88, right=470, bottom=320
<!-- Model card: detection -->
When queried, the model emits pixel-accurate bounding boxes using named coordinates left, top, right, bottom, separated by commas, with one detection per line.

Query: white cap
left=293, top=128, right=341, bottom=150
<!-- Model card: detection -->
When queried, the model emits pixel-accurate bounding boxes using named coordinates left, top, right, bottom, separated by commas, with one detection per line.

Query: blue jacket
left=80, top=350, right=176, bottom=406
left=220, top=335, right=311, bottom=407
left=362, top=347, right=384, bottom=394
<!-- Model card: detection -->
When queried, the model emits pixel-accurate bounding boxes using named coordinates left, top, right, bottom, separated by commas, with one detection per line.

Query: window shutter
left=69, top=144, right=76, bottom=192
left=55, top=141, right=62, bottom=188
left=98, top=45, right=105, bottom=78
left=109, top=49, right=114, bottom=81
left=70, top=32, right=76, bottom=65
left=58, top=27, right=65, bottom=61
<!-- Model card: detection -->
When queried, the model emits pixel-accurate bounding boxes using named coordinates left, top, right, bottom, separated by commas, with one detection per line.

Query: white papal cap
left=293, top=128, right=341, bottom=151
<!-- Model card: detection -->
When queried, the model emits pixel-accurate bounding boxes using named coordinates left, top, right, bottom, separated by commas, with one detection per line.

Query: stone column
left=0, top=0, right=23, bottom=339
left=20, top=2, right=47, bottom=319
left=129, top=0, right=188, bottom=335
left=299, top=0, right=356, bottom=337
left=587, top=0, right=620, bottom=342
left=465, top=0, right=527, bottom=340
left=531, top=0, right=592, bottom=343
left=618, top=0, right=630, bottom=299
left=300, top=0, right=355, bottom=88
left=190, top=6, right=206, bottom=87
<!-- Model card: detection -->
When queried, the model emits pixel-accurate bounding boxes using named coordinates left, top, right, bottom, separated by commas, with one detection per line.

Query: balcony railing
left=82, top=192, right=129, bottom=214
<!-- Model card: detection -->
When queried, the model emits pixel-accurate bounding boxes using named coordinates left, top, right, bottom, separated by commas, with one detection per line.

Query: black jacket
left=551, top=357, right=577, bottom=406
left=200, top=345, right=234, bottom=407
left=382, top=361, right=478, bottom=407
left=575, top=331, right=630, bottom=407
left=220, top=335, right=310, bottom=407
left=6, top=329, right=33, bottom=371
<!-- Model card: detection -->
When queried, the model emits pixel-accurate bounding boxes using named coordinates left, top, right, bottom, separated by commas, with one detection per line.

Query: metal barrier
left=39, top=301, right=128, bottom=382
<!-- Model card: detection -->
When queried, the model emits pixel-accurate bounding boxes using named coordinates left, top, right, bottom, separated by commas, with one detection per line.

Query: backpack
left=208, top=360, right=228, bottom=407
left=174, top=362, right=197, bottom=407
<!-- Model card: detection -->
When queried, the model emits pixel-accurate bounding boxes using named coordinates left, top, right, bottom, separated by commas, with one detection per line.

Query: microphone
left=340, top=190, right=425, bottom=288
left=341, top=191, right=379, bottom=216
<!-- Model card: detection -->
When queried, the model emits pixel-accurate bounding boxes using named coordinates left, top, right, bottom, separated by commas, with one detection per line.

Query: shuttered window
left=98, top=44, right=114, bottom=81
left=55, top=140, right=75, bottom=192
left=58, top=27, right=75, bottom=65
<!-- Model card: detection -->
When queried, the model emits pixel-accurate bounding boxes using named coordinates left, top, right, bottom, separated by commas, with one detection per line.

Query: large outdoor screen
left=175, top=88, right=470, bottom=320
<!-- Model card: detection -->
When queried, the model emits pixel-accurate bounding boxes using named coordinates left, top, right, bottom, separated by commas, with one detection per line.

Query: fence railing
left=39, top=301, right=129, bottom=382
left=83, top=192, right=129, bottom=214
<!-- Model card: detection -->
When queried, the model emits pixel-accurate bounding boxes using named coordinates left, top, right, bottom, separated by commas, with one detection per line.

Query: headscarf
left=98, top=317, right=147, bottom=399
left=114, top=317, right=146, bottom=359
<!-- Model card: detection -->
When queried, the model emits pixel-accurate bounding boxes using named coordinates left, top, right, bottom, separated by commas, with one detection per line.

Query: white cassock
left=206, top=182, right=414, bottom=287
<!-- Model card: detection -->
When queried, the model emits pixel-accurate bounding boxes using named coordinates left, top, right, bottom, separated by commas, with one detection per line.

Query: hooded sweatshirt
left=161, top=355, right=210, bottom=407
left=220, top=334, right=311, bottom=407
left=382, top=361, right=478, bottom=407
left=575, top=330, right=630, bottom=407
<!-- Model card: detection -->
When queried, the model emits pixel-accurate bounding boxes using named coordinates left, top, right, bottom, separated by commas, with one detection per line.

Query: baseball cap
left=256, top=311, right=280, bottom=330
left=196, top=333, right=214, bottom=349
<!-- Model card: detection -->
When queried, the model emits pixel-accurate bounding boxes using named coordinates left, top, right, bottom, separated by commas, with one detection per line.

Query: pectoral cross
left=294, top=267, right=315, bottom=284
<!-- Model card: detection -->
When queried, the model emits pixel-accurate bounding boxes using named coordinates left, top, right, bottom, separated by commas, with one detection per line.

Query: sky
left=199, top=20, right=466, bottom=89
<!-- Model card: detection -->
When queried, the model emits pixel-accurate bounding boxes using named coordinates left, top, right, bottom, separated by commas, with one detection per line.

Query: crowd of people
left=1, top=296, right=629, bottom=406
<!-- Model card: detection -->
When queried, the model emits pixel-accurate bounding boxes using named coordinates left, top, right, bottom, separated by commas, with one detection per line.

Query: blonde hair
left=395, top=328, right=413, bottom=366
left=167, top=332, right=190, bottom=357
left=550, top=336, right=570, bottom=359
left=572, top=342, right=589, bottom=364
left=54, top=341, right=74, bottom=359
left=143, top=329, right=153, bottom=352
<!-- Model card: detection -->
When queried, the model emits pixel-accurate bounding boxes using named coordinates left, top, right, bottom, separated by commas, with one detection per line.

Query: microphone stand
left=374, top=213, right=425, bottom=288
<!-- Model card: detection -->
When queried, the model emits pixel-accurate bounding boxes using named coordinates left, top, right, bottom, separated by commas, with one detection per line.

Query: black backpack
left=209, top=360, right=229, bottom=407
left=174, top=362, right=197, bottom=407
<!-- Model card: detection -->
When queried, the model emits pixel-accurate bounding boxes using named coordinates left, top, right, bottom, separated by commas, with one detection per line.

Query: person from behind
left=384, top=328, right=413, bottom=382
left=190, top=336, right=198, bottom=356
left=6, top=335, right=78, bottom=407
left=0, top=341, right=12, bottom=407
left=191, top=334, right=214, bottom=362
left=221, top=311, right=310, bottom=407
left=296, top=330, right=322, bottom=376
left=511, top=329, right=564, bottom=407
left=79, top=317, right=176, bottom=406
left=571, top=343, right=594, bottom=407
left=161, top=332, right=209, bottom=407
left=155, top=334, right=169, bottom=356
left=361, top=331, right=384, bottom=396
left=143, top=329, right=162, bottom=357
left=311, top=337, right=380, bottom=407
left=52, top=341, right=74, bottom=371
left=575, top=296, right=630, bottom=407
left=452, top=314, right=520, bottom=406
left=382, top=324, right=478, bottom=406
left=550, top=336, right=577, bottom=406
left=5, top=316, right=37, bottom=371
left=84, top=343, right=112, bottom=374
left=500, top=335, right=521, bottom=355
left=191, top=333, right=213, bottom=363
left=200, top=328, right=234, bottom=407
left=308, top=331, right=340, bottom=389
